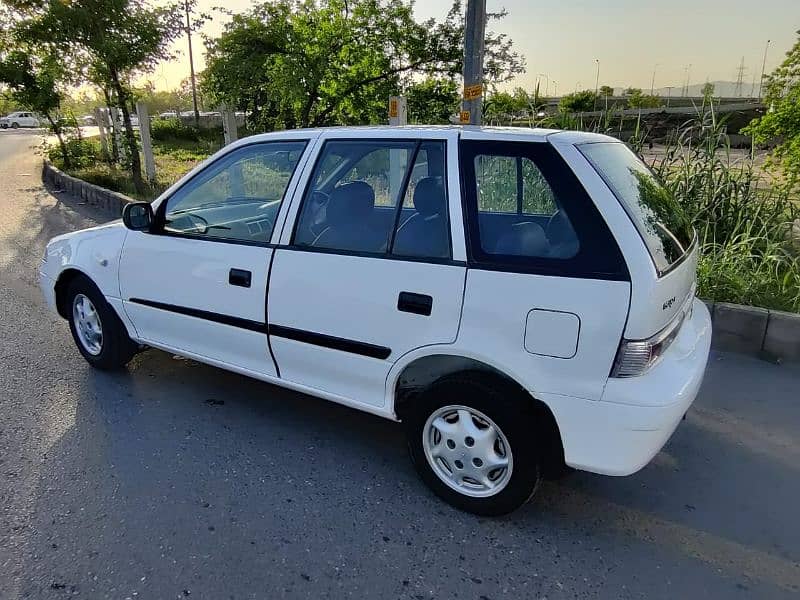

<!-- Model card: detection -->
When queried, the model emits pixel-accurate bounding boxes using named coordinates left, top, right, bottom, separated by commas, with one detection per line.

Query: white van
left=39, top=126, right=712, bottom=515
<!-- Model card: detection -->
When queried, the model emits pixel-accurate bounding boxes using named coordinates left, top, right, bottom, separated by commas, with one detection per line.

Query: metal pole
left=461, top=0, right=486, bottom=126
left=683, top=64, right=692, bottom=97
left=594, top=59, right=599, bottom=110
left=650, top=64, right=658, bottom=95
left=758, top=39, right=771, bottom=101
left=184, top=0, right=200, bottom=127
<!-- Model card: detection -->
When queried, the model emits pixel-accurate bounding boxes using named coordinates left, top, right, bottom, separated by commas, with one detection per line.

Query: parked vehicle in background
left=39, top=125, right=712, bottom=515
left=0, top=111, right=40, bottom=128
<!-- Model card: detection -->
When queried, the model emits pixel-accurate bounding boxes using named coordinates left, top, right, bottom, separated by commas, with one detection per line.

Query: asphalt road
left=1, top=128, right=799, bottom=599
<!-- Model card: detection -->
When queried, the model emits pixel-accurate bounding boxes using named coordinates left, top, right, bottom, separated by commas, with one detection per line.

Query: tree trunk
left=109, top=69, right=145, bottom=195
left=102, top=87, right=119, bottom=164
left=45, top=113, right=71, bottom=169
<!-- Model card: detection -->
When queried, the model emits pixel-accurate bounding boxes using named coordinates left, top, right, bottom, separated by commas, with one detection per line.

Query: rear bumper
left=548, top=298, right=712, bottom=476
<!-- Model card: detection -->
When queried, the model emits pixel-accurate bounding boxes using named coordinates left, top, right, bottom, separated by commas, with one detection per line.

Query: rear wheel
left=405, top=374, right=541, bottom=516
left=10, top=122, right=19, bottom=129
left=66, top=275, right=137, bottom=369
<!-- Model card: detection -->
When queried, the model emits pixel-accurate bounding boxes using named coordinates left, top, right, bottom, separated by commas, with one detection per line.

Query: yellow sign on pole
left=459, top=110, right=471, bottom=124
left=463, top=83, right=483, bottom=100
left=389, top=98, right=398, bottom=118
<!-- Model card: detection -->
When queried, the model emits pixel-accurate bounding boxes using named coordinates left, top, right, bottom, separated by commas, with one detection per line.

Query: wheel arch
left=391, top=352, right=566, bottom=478
left=54, top=267, right=92, bottom=319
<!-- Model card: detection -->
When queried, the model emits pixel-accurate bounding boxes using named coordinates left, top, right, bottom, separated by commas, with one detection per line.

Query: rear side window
left=473, top=154, right=577, bottom=258
left=579, top=142, right=694, bottom=273
left=460, top=140, right=629, bottom=280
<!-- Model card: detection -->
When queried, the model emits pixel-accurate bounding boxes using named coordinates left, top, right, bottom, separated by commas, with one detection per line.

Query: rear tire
left=404, top=374, right=541, bottom=516
left=66, top=275, right=137, bottom=370
left=10, top=122, right=19, bottom=129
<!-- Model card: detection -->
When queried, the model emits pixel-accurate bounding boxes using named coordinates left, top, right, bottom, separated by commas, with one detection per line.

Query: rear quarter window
left=579, top=142, right=694, bottom=274
left=459, top=140, right=629, bottom=281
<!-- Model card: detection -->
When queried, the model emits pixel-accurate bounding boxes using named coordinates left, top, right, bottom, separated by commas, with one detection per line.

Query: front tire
left=10, top=122, right=19, bottom=129
left=405, top=374, right=541, bottom=516
left=66, top=276, right=137, bottom=370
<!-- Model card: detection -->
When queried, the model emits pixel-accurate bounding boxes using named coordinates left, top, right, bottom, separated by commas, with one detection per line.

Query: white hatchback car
left=0, top=111, right=40, bottom=128
left=40, top=126, right=711, bottom=515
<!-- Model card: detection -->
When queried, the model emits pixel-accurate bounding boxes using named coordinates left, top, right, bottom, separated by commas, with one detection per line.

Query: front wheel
left=66, top=276, right=137, bottom=369
left=405, top=375, right=541, bottom=516
left=10, top=122, right=19, bottom=129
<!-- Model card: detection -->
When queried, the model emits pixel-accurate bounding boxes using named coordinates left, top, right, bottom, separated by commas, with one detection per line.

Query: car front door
left=119, top=136, right=313, bottom=376
left=267, top=132, right=467, bottom=410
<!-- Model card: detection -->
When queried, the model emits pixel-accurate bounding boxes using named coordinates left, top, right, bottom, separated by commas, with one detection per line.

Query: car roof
left=232, top=125, right=618, bottom=147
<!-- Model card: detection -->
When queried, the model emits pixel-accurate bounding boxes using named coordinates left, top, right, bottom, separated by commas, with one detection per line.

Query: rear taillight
left=610, top=311, right=686, bottom=378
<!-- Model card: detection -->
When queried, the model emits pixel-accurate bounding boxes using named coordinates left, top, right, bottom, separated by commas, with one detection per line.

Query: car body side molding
left=127, top=298, right=391, bottom=360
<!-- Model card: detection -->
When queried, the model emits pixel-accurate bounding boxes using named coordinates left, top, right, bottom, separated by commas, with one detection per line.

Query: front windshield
left=580, top=141, right=694, bottom=273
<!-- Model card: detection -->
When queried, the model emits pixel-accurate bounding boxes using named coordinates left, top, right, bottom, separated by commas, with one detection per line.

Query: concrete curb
left=40, top=162, right=799, bottom=363
left=706, top=301, right=800, bottom=363
left=42, top=161, right=134, bottom=217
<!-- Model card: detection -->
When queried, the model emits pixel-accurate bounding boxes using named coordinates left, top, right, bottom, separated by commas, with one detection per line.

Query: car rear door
left=266, top=130, right=467, bottom=410
left=119, top=135, right=314, bottom=376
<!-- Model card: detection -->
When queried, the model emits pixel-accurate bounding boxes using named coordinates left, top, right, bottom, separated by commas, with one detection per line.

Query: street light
left=683, top=63, right=692, bottom=97
left=537, top=73, right=549, bottom=96
left=758, top=39, right=771, bottom=101
left=650, top=64, right=658, bottom=96
left=552, top=81, right=558, bottom=97
left=594, top=59, right=600, bottom=96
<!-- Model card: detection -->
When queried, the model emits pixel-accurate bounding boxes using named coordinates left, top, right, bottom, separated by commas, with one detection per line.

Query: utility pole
left=665, top=86, right=673, bottom=107
left=593, top=59, right=599, bottom=110
left=460, top=0, right=486, bottom=125
left=734, top=56, right=746, bottom=98
left=184, top=0, right=200, bottom=127
left=758, top=39, right=771, bottom=100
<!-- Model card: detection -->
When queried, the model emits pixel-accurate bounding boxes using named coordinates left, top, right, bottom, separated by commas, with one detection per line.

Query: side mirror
left=122, top=201, right=154, bottom=232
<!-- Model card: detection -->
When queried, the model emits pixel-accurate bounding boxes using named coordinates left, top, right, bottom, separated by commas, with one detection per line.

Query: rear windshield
left=579, top=142, right=694, bottom=273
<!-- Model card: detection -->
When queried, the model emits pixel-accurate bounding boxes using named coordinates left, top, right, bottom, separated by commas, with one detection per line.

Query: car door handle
left=229, top=268, right=252, bottom=288
left=398, top=292, right=433, bottom=316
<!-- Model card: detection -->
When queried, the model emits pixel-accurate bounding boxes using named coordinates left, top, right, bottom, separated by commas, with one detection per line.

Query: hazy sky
left=150, top=0, right=799, bottom=93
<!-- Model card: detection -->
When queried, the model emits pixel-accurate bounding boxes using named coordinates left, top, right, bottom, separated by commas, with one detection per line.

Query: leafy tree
left=627, top=89, right=661, bottom=108
left=203, top=0, right=524, bottom=130
left=406, top=78, right=459, bottom=124
left=0, top=40, right=72, bottom=166
left=701, top=82, right=715, bottom=100
left=558, top=90, right=597, bottom=113
left=744, top=31, right=800, bottom=183
left=484, top=91, right=518, bottom=121
left=599, top=85, right=614, bottom=97
left=15, top=0, right=183, bottom=193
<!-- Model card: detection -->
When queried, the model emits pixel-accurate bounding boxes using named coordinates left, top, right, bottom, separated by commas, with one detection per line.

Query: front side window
left=472, top=152, right=578, bottom=259
left=293, top=140, right=450, bottom=258
left=579, top=142, right=694, bottom=273
left=162, top=141, right=307, bottom=243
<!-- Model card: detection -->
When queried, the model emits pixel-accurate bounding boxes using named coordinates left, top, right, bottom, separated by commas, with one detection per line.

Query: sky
left=149, top=0, right=799, bottom=94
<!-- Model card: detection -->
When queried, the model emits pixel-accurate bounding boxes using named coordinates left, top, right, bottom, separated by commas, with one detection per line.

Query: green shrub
left=47, top=138, right=103, bottom=170
left=151, top=117, right=200, bottom=142
left=651, top=107, right=800, bottom=311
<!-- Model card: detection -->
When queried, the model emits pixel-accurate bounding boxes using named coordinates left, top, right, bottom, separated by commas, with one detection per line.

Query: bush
left=47, top=138, right=103, bottom=169
left=651, top=108, right=800, bottom=311
left=558, top=91, right=598, bottom=113
left=150, top=117, right=200, bottom=142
